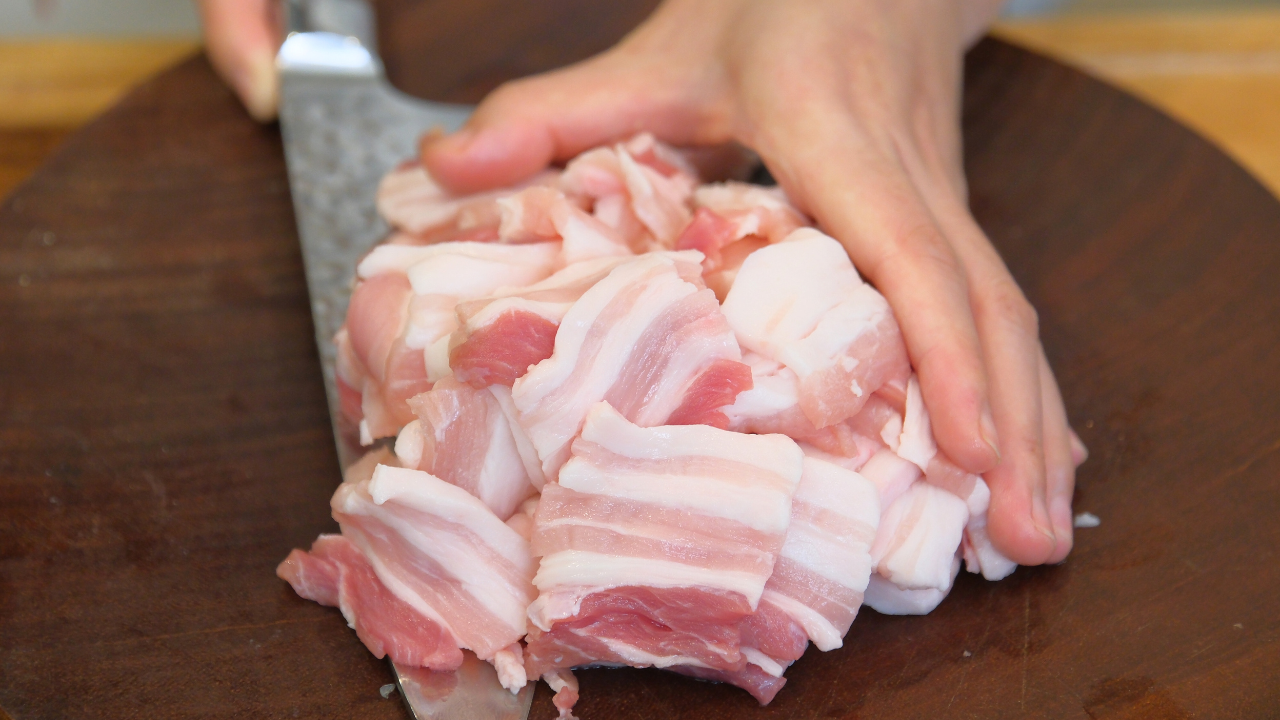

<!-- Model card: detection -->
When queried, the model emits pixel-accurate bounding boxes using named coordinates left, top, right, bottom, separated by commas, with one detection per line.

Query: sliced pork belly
left=722, top=229, right=911, bottom=429
left=758, top=457, right=880, bottom=652
left=498, top=186, right=633, bottom=263
left=884, top=376, right=1017, bottom=581
left=706, top=457, right=880, bottom=702
left=344, top=273, right=432, bottom=441
left=559, top=134, right=697, bottom=250
left=524, top=403, right=803, bottom=709
left=278, top=534, right=465, bottom=671
left=449, top=257, right=633, bottom=389
left=342, top=241, right=563, bottom=442
left=332, top=464, right=537, bottom=689
left=512, top=253, right=749, bottom=481
left=692, top=182, right=807, bottom=244
left=355, top=241, right=561, bottom=295
left=392, top=377, right=536, bottom=520
left=725, top=353, right=882, bottom=466
left=376, top=161, right=558, bottom=239
left=864, top=481, right=969, bottom=615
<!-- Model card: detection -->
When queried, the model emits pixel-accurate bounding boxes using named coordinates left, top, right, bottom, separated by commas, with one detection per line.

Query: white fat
left=492, top=645, right=528, bottom=692
left=425, top=336, right=453, bottom=383
left=533, top=551, right=768, bottom=610
left=780, top=522, right=875, bottom=591
left=1074, top=512, right=1101, bottom=528
left=871, top=483, right=969, bottom=591
left=365, top=465, right=533, bottom=570
left=359, top=419, right=373, bottom=447
left=741, top=647, right=787, bottom=678
left=858, top=449, right=920, bottom=509
left=896, top=375, right=938, bottom=471
left=489, top=386, right=547, bottom=490
left=722, top=230, right=863, bottom=356
left=393, top=421, right=424, bottom=469
left=760, top=591, right=843, bottom=651
left=862, top=559, right=960, bottom=615
left=557, top=457, right=794, bottom=535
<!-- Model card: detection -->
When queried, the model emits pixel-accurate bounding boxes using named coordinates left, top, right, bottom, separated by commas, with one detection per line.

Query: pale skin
left=202, top=0, right=1087, bottom=566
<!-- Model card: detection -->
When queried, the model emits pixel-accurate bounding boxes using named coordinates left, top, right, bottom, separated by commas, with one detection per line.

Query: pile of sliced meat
left=278, top=133, right=1017, bottom=717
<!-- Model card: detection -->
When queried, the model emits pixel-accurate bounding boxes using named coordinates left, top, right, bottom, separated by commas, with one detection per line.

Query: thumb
left=199, top=0, right=281, bottom=122
left=422, top=53, right=726, bottom=194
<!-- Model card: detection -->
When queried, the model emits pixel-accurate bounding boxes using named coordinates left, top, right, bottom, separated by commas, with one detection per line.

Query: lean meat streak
left=281, top=134, right=1022, bottom=716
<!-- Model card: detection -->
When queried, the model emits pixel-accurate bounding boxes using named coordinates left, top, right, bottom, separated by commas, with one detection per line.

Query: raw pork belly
left=339, top=241, right=561, bottom=443
left=524, top=403, right=803, bottom=706
left=722, top=229, right=911, bottom=429
left=393, top=377, right=537, bottom=520
left=277, top=533, right=464, bottom=670
left=511, top=252, right=750, bottom=481
left=331, top=464, right=537, bottom=690
left=449, top=257, right=633, bottom=389
left=283, top=133, right=1032, bottom=713
left=686, top=455, right=880, bottom=703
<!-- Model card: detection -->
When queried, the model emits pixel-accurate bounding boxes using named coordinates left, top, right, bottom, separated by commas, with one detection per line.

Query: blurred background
left=2, top=0, right=1279, bottom=198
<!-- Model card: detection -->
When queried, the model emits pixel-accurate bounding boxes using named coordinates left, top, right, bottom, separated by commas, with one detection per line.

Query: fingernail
left=1069, top=430, right=1089, bottom=466
left=979, top=403, right=1001, bottom=462
left=242, top=52, right=279, bottom=122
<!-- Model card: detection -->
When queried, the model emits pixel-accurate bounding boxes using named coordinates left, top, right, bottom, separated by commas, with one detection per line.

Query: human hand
left=421, top=0, right=1086, bottom=566
left=198, top=0, right=281, bottom=121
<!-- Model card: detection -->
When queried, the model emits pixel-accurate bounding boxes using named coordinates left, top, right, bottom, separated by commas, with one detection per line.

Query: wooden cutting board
left=1, top=11, right=1278, bottom=719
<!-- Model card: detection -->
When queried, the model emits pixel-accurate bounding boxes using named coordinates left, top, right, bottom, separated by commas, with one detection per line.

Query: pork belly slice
left=882, top=375, right=1017, bottom=581
left=449, top=257, right=634, bottom=389
left=512, top=253, right=750, bottom=481
left=722, top=229, right=911, bottom=429
left=559, top=133, right=697, bottom=250
left=376, top=160, right=558, bottom=238
left=331, top=464, right=537, bottom=690
left=692, top=182, right=808, bottom=244
left=498, top=186, right=634, bottom=263
left=675, top=183, right=809, bottom=299
left=704, top=456, right=879, bottom=702
left=356, top=241, right=561, bottom=296
left=524, top=403, right=803, bottom=709
left=342, top=273, right=432, bottom=442
left=278, top=534, right=465, bottom=670
left=340, top=241, right=563, bottom=442
left=392, top=377, right=537, bottom=520
left=864, top=481, right=969, bottom=615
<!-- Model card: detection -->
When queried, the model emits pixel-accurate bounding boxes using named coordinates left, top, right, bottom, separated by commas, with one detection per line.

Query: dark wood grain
left=2, top=10, right=1278, bottom=720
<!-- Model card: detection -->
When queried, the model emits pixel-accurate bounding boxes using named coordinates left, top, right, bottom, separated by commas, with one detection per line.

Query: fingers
left=758, top=119, right=1000, bottom=477
left=198, top=0, right=280, bottom=121
left=422, top=54, right=725, bottom=194
left=1039, top=348, right=1076, bottom=563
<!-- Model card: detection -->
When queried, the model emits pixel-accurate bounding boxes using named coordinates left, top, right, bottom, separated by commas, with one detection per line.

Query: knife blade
left=275, top=3, right=533, bottom=719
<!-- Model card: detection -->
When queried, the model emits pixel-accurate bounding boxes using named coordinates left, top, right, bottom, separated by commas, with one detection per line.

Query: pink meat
left=512, top=254, right=745, bottom=481
left=671, top=663, right=789, bottom=706
left=344, top=273, right=431, bottom=440
left=277, top=534, right=464, bottom=670
left=665, top=357, right=754, bottom=429
left=331, top=465, right=537, bottom=667
left=524, top=403, right=803, bottom=707
left=499, top=185, right=632, bottom=263
left=448, top=257, right=636, bottom=388
left=451, top=310, right=559, bottom=389
left=394, top=377, right=536, bottom=520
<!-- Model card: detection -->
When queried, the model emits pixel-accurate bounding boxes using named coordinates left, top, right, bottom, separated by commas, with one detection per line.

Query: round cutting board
left=1, top=27, right=1278, bottom=720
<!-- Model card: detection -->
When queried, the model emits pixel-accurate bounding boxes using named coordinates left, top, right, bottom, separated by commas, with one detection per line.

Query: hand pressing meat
left=416, top=0, right=1088, bottom=567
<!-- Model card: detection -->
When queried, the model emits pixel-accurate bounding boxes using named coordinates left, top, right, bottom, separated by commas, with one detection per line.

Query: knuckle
left=984, top=282, right=1039, bottom=335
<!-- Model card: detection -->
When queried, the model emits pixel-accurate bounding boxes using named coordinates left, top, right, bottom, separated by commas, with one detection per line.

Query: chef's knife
left=275, top=2, right=534, bottom=718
